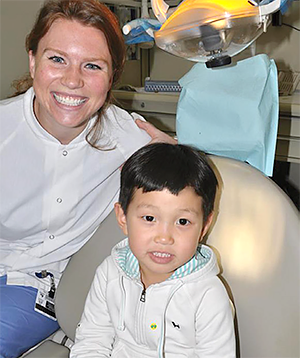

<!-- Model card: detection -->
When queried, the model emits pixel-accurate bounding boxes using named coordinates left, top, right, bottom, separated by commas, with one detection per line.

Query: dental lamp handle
left=259, top=0, right=282, bottom=16
left=151, top=0, right=169, bottom=23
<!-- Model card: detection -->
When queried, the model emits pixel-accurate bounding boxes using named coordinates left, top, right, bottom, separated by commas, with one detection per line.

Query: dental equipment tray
left=144, top=78, right=182, bottom=93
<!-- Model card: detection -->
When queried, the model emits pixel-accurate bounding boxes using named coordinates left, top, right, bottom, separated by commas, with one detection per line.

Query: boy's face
left=115, top=187, right=213, bottom=288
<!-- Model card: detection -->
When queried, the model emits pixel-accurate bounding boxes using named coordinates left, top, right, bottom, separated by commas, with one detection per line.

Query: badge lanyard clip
left=34, top=270, right=57, bottom=320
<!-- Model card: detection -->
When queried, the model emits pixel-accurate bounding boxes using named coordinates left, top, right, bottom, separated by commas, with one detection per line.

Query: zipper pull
left=140, top=288, right=146, bottom=302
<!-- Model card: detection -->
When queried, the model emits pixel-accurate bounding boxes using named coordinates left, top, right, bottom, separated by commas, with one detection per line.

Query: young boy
left=70, top=143, right=236, bottom=358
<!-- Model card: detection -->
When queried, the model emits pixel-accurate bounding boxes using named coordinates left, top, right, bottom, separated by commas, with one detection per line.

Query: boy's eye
left=142, top=215, right=155, bottom=222
left=49, top=56, right=64, bottom=64
left=85, top=63, right=101, bottom=70
left=177, top=218, right=190, bottom=226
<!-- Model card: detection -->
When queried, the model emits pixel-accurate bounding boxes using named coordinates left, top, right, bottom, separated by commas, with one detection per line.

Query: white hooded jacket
left=71, top=238, right=236, bottom=358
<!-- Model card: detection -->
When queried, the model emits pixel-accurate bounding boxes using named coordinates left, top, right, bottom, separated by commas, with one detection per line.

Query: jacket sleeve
left=70, top=259, right=115, bottom=358
left=194, top=278, right=236, bottom=358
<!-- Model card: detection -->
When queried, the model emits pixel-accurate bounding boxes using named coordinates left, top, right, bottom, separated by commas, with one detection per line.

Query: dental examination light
left=151, top=0, right=292, bottom=68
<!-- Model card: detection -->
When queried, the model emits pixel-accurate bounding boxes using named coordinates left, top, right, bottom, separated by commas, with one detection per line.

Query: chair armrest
left=22, top=341, right=69, bottom=358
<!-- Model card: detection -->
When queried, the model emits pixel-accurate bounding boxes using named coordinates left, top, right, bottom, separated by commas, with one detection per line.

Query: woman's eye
left=49, top=56, right=64, bottom=64
left=177, top=218, right=190, bottom=226
left=85, top=63, right=101, bottom=70
left=142, top=215, right=155, bottom=222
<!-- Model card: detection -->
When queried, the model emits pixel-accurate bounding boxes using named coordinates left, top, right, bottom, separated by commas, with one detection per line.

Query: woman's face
left=29, top=19, right=113, bottom=144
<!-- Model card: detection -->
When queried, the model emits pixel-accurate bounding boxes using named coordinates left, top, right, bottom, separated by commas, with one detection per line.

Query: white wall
left=256, top=2, right=300, bottom=73
left=0, top=0, right=44, bottom=99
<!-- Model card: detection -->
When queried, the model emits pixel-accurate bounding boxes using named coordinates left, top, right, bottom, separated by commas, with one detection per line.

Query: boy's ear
left=199, top=212, right=214, bottom=242
left=114, top=203, right=128, bottom=236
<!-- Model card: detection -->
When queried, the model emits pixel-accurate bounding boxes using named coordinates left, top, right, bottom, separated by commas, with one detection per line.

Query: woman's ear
left=114, top=203, right=128, bottom=235
left=28, top=50, right=36, bottom=79
left=109, top=74, right=113, bottom=89
left=199, top=212, right=214, bottom=242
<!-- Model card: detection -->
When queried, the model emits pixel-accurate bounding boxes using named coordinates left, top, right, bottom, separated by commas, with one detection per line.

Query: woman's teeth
left=153, top=252, right=171, bottom=258
left=53, top=93, right=86, bottom=106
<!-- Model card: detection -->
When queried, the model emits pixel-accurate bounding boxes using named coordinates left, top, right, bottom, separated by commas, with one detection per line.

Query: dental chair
left=23, top=156, right=299, bottom=358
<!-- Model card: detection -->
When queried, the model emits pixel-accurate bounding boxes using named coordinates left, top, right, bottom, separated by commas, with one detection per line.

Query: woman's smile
left=52, top=92, right=88, bottom=107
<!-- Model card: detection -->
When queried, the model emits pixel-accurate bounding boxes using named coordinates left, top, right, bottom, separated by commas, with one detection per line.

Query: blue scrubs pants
left=0, top=276, right=59, bottom=358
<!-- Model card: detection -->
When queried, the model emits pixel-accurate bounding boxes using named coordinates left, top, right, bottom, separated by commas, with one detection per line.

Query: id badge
left=34, top=288, right=57, bottom=321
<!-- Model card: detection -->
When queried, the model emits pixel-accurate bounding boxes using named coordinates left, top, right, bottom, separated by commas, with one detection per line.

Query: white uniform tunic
left=0, top=87, right=150, bottom=291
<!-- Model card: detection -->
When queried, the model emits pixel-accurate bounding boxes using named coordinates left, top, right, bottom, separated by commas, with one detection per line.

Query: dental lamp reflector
left=151, top=0, right=283, bottom=68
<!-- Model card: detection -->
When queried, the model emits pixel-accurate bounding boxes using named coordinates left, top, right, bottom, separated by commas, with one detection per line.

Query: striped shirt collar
left=115, top=239, right=211, bottom=281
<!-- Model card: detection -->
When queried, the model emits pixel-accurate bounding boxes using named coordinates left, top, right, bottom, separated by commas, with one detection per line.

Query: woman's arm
left=70, top=261, right=115, bottom=358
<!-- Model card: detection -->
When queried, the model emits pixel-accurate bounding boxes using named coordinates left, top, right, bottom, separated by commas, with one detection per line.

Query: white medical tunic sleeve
left=0, top=88, right=151, bottom=290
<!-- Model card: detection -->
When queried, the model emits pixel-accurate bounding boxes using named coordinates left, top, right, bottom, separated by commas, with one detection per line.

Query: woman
left=0, top=1, right=174, bottom=357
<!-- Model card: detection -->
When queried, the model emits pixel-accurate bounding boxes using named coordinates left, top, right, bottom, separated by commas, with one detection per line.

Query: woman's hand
left=135, top=119, right=177, bottom=145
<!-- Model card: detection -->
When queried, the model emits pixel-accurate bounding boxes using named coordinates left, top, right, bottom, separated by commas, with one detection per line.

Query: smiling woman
left=0, top=1, right=174, bottom=357
left=16, top=0, right=125, bottom=148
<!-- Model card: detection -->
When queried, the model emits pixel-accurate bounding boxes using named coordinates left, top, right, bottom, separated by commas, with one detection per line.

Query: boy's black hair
left=119, top=143, right=218, bottom=224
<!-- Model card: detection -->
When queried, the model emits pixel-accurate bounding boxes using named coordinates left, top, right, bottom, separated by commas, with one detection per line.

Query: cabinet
left=276, top=94, right=300, bottom=163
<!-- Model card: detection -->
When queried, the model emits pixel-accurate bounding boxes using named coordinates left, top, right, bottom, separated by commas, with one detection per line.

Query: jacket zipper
left=136, top=285, right=147, bottom=344
left=140, top=288, right=146, bottom=302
